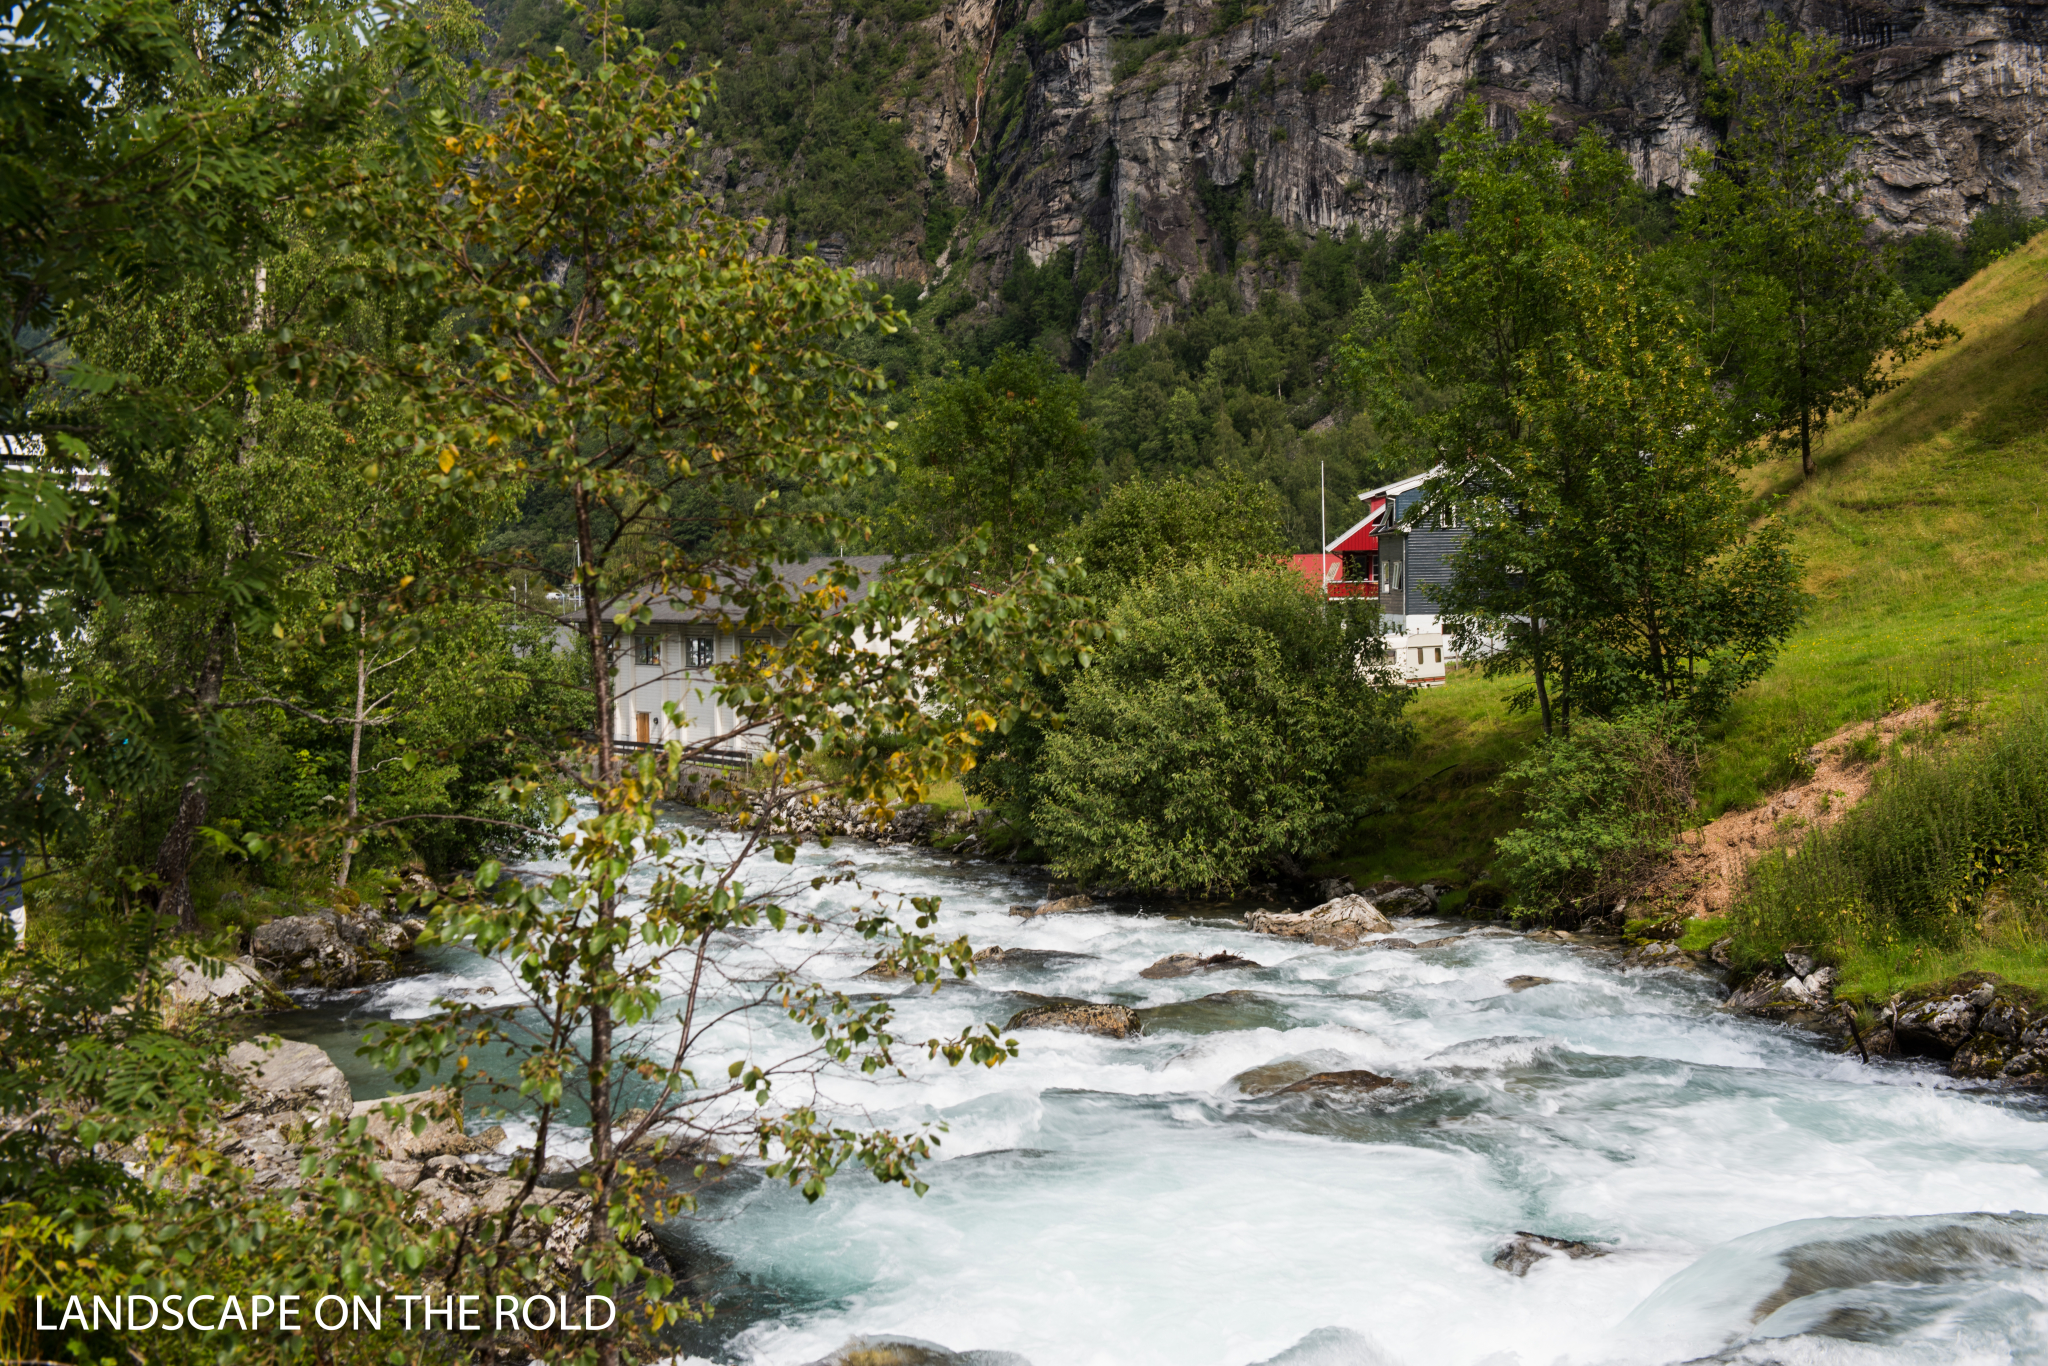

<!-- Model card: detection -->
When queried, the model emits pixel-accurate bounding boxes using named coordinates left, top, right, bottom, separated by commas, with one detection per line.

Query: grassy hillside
left=1322, top=234, right=2048, bottom=897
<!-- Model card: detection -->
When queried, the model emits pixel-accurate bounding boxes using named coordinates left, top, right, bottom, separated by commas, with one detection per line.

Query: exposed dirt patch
left=1650, top=702, right=1947, bottom=920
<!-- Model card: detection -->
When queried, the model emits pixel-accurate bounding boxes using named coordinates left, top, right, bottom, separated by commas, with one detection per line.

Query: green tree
left=882, top=347, right=1094, bottom=576
left=339, top=22, right=1101, bottom=1359
left=1494, top=703, right=1699, bottom=919
left=1349, top=101, right=1803, bottom=733
left=1683, top=19, right=1954, bottom=479
left=965, top=467, right=1290, bottom=836
left=1059, top=467, right=1290, bottom=589
left=1033, top=560, right=1409, bottom=891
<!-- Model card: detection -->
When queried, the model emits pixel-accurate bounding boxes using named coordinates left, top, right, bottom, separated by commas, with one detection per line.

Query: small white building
left=581, top=555, right=894, bottom=752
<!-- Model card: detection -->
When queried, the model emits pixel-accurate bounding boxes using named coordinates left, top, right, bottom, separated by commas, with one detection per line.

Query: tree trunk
left=576, top=491, right=616, bottom=781
left=1529, top=618, right=1554, bottom=737
left=1799, top=405, right=1814, bottom=479
left=335, top=621, right=370, bottom=887
left=152, top=614, right=230, bottom=932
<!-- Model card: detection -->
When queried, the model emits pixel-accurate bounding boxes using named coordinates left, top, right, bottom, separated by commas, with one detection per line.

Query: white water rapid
left=274, top=815, right=2048, bottom=1366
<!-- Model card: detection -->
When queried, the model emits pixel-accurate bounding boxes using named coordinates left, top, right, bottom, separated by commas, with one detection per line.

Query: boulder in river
left=1139, top=951, right=1260, bottom=979
left=1272, top=1069, right=1410, bottom=1097
left=1009, top=893, right=1096, bottom=919
left=1227, top=1058, right=1330, bottom=1096
left=1505, top=976, right=1554, bottom=992
left=351, top=1089, right=503, bottom=1162
left=1892, top=982, right=1992, bottom=1057
left=1363, top=881, right=1437, bottom=916
left=250, top=908, right=408, bottom=989
left=1492, top=1232, right=1609, bottom=1276
left=1726, top=965, right=1842, bottom=1027
left=1622, top=941, right=1698, bottom=970
left=215, top=1037, right=353, bottom=1192
left=161, top=954, right=288, bottom=1015
left=1246, top=894, right=1392, bottom=946
left=1006, top=1001, right=1141, bottom=1039
left=223, top=1037, right=353, bottom=1121
left=799, top=1336, right=1034, bottom=1366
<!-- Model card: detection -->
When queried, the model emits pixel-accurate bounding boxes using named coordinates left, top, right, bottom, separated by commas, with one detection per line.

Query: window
left=1386, top=561, right=1404, bottom=591
left=634, top=635, right=661, bottom=666
left=685, top=636, right=714, bottom=668
left=1433, top=647, right=1442, bottom=663
left=1342, top=550, right=1378, bottom=584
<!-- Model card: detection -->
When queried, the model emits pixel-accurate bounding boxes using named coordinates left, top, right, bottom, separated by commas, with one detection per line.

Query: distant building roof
left=634, top=554, right=895, bottom=626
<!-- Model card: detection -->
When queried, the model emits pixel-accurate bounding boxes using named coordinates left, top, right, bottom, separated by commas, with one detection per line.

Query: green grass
left=1702, top=233, right=2048, bottom=812
left=1314, top=662, right=1542, bottom=890
left=1330, top=234, right=2048, bottom=926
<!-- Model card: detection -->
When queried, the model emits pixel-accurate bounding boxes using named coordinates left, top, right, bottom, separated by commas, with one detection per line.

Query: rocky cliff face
left=845, top=0, right=2045, bottom=346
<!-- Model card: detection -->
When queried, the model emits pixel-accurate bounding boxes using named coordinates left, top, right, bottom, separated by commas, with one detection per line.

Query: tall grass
left=1731, top=708, right=2048, bottom=969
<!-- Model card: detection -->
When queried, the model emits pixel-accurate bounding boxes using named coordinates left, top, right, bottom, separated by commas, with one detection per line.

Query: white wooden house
left=586, top=555, right=894, bottom=751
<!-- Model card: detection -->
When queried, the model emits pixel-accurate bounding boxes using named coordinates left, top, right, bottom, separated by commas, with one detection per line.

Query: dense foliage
left=3, top=6, right=1098, bottom=1362
left=1494, top=705, right=1700, bottom=919
left=1034, top=561, right=1409, bottom=891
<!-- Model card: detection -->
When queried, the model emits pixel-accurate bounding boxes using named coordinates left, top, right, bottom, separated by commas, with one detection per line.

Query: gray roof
left=632, top=555, right=895, bottom=626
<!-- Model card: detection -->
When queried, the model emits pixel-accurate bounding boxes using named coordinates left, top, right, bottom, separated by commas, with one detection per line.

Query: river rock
left=799, top=1336, right=1034, bottom=1366
left=1227, top=1058, right=1329, bottom=1096
left=1009, top=893, right=1095, bottom=919
left=1727, top=965, right=1841, bottom=1027
left=1246, top=894, right=1392, bottom=946
left=1505, top=976, right=1554, bottom=992
left=1414, top=936, right=1463, bottom=949
left=1360, top=938, right=1416, bottom=952
left=250, top=909, right=405, bottom=989
left=1364, top=881, right=1436, bottom=916
left=224, top=1037, right=352, bottom=1121
left=1946, top=985, right=2041, bottom=1079
left=1139, top=951, right=1260, bottom=980
left=350, top=1089, right=503, bottom=1161
left=1492, top=1232, right=1609, bottom=1276
left=1894, top=986, right=1990, bottom=1058
left=1272, top=1069, right=1410, bottom=1097
left=1315, top=877, right=1357, bottom=903
left=1005, top=1001, right=1141, bottom=1039
left=1622, top=941, right=1694, bottom=969
left=161, top=954, right=288, bottom=1014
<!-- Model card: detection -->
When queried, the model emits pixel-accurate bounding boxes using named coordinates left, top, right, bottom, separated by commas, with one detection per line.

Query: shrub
left=1731, top=709, right=2048, bottom=967
left=1032, top=561, right=1411, bottom=891
left=1494, top=704, right=1700, bottom=920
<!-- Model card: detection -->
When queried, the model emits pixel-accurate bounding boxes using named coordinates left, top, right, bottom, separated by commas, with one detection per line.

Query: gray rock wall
left=886, top=0, right=2046, bottom=343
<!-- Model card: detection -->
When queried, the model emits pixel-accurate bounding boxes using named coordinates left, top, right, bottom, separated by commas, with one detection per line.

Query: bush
left=1031, top=560, right=1410, bottom=892
left=1494, top=704, right=1700, bottom=920
left=1731, top=709, right=2048, bottom=967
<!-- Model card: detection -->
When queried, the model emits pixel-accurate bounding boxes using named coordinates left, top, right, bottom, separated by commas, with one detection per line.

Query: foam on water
left=271, top=813, right=2048, bottom=1365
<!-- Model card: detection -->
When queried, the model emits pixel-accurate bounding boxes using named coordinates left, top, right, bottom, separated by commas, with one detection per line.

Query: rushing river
left=272, top=814, right=2048, bottom=1366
